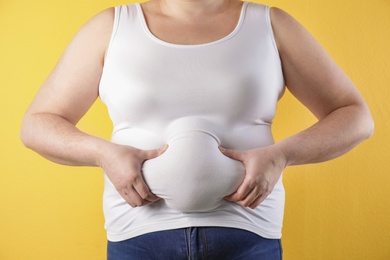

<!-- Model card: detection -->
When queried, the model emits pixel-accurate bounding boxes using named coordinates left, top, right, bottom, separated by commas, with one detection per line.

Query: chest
left=99, top=3, right=285, bottom=128
left=103, top=45, right=281, bottom=126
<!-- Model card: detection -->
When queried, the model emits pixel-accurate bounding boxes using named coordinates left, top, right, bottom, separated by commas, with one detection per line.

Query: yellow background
left=1, top=0, right=389, bottom=259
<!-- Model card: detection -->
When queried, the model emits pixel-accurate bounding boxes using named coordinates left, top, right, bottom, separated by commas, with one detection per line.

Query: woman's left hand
left=219, top=145, right=287, bottom=209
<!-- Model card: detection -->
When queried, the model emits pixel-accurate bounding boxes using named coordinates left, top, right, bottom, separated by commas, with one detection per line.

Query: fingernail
left=218, top=146, right=226, bottom=152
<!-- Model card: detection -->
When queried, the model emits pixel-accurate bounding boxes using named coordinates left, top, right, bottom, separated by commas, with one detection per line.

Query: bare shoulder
left=268, top=7, right=313, bottom=52
left=269, top=6, right=291, bottom=24
left=74, top=8, right=115, bottom=50
left=24, top=7, right=116, bottom=124
left=268, top=7, right=366, bottom=119
left=89, top=7, right=114, bottom=29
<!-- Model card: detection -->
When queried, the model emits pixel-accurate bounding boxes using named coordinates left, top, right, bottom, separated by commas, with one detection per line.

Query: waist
left=109, top=118, right=274, bottom=212
left=111, top=117, right=274, bottom=150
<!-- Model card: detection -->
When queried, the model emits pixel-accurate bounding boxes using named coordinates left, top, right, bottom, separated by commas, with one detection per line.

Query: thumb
left=142, top=144, right=169, bottom=160
left=218, top=146, right=243, bottom=161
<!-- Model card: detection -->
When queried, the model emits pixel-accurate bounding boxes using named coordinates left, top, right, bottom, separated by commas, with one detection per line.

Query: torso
left=99, top=2, right=286, bottom=241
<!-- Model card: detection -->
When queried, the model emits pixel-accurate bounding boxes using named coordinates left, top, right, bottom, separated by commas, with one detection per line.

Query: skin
left=20, top=0, right=374, bottom=209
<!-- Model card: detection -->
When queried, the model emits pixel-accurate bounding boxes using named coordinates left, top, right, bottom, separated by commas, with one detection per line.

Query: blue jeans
left=107, top=227, right=282, bottom=260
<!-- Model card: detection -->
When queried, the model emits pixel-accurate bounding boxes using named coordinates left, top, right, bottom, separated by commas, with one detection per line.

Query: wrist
left=91, top=138, right=119, bottom=168
left=271, top=142, right=289, bottom=169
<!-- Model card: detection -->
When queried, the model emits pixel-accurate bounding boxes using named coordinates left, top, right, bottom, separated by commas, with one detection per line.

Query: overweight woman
left=20, top=0, right=374, bottom=259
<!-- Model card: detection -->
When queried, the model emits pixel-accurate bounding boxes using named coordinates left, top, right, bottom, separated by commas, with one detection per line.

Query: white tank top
left=99, top=1, right=285, bottom=242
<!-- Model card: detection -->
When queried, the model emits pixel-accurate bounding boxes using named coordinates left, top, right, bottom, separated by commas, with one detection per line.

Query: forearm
left=275, top=104, right=374, bottom=167
left=20, top=112, right=112, bottom=167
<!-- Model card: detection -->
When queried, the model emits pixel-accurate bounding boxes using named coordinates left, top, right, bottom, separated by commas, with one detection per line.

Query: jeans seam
left=202, top=228, right=208, bottom=260
left=184, top=228, right=190, bottom=260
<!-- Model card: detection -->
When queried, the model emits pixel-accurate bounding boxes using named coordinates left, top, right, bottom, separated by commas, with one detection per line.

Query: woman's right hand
left=101, top=144, right=168, bottom=207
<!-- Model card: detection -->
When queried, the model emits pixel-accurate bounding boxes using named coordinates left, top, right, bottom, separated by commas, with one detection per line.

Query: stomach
left=111, top=117, right=276, bottom=213
left=142, top=130, right=245, bottom=212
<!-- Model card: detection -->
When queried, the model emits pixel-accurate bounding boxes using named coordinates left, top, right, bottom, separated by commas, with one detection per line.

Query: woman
left=20, top=0, right=374, bottom=259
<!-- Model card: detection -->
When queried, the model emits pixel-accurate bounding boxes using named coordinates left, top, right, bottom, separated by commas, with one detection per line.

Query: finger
left=240, top=188, right=262, bottom=207
left=121, top=179, right=154, bottom=207
left=227, top=186, right=259, bottom=207
left=224, top=187, right=251, bottom=203
left=218, top=146, right=244, bottom=161
left=141, top=144, right=169, bottom=160
left=248, top=185, right=274, bottom=209
left=224, top=175, right=256, bottom=202
left=133, top=177, right=160, bottom=202
left=120, top=189, right=137, bottom=208
left=124, top=186, right=144, bottom=207
left=125, top=187, right=158, bottom=207
left=248, top=193, right=268, bottom=209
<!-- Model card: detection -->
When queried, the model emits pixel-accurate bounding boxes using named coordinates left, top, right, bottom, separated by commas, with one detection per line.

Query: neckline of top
left=136, top=1, right=249, bottom=48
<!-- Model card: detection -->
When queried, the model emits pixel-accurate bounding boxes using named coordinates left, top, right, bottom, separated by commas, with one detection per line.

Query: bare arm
left=20, top=8, right=166, bottom=207
left=221, top=7, right=374, bottom=208
left=271, top=7, right=373, bottom=165
left=20, top=9, right=113, bottom=166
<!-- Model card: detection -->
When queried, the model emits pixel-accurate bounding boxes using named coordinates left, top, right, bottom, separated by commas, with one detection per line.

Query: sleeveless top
left=99, top=1, right=286, bottom=242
